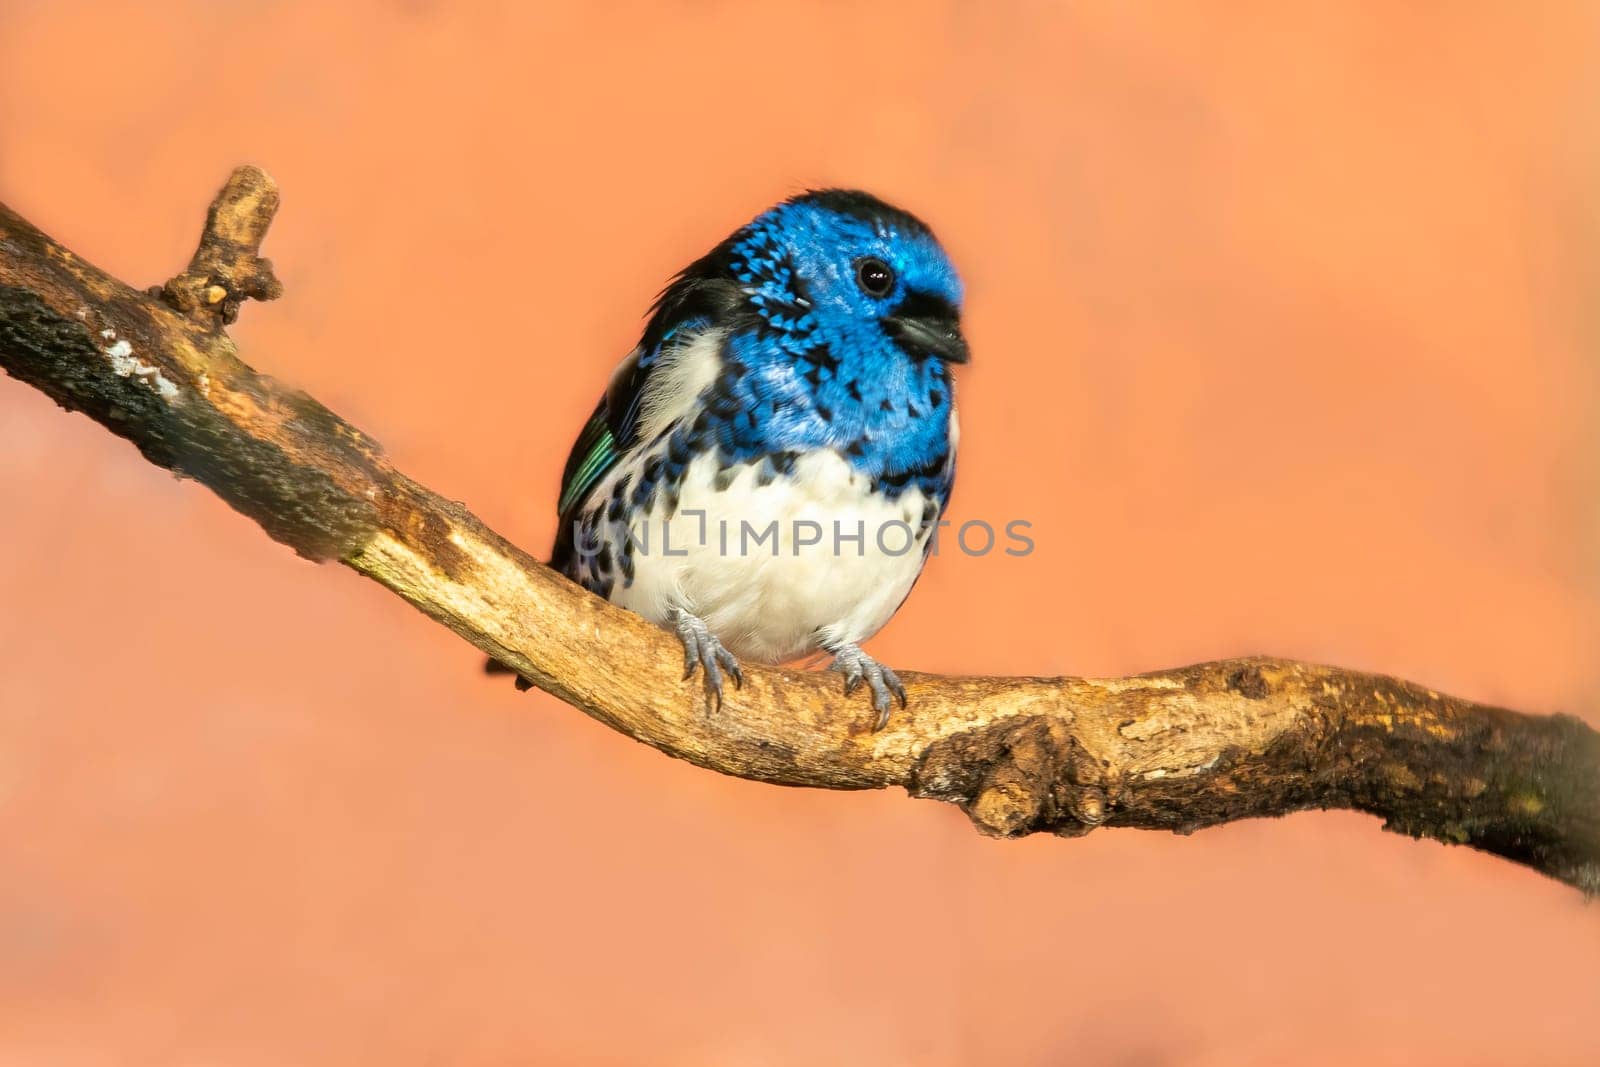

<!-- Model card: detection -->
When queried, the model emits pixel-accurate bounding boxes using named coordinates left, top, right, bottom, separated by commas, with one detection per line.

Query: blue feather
left=551, top=189, right=966, bottom=572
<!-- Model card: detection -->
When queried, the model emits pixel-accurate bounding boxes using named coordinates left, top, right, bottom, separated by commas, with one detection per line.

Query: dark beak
left=885, top=291, right=970, bottom=365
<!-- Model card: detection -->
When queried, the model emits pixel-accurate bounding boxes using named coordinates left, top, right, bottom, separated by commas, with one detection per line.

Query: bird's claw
left=671, top=609, right=743, bottom=712
left=827, top=643, right=906, bottom=731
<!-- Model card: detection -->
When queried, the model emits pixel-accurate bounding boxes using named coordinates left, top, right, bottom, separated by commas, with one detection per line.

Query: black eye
left=855, top=257, right=895, bottom=299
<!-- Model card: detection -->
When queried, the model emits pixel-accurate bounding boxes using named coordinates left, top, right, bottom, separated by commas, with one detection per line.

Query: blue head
left=648, top=189, right=966, bottom=366
left=640, top=191, right=967, bottom=496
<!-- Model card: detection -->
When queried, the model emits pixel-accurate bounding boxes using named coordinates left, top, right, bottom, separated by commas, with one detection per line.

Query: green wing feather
left=558, top=411, right=619, bottom=518
left=555, top=342, right=653, bottom=524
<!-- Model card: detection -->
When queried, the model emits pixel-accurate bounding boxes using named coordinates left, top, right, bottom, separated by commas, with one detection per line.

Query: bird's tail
left=484, top=657, right=535, bottom=691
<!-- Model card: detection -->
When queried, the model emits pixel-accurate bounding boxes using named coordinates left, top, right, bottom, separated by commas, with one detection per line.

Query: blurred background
left=3, top=2, right=1599, bottom=1063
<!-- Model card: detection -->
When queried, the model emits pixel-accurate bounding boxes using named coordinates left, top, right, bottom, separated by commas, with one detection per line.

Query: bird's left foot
left=827, top=643, right=906, bottom=731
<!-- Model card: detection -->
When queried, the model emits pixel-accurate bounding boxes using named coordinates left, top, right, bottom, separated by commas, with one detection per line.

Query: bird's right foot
left=670, top=608, right=743, bottom=712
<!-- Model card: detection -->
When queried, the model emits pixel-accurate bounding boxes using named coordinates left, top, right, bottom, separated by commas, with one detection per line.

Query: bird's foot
left=827, top=643, right=906, bottom=731
left=670, top=608, right=743, bottom=712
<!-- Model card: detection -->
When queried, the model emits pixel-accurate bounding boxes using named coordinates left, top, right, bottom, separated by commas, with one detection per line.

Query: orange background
left=3, top=2, right=1599, bottom=1064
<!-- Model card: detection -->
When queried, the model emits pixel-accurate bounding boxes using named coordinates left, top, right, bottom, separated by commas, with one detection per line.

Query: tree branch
left=3, top=166, right=1597, bottom=892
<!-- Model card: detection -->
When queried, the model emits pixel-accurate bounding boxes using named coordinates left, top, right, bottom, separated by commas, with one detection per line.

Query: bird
left=490, top=189, right=968, bottom=729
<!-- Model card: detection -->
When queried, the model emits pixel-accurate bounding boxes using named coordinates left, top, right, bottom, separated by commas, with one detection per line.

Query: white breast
left=593, top=450, right=937, bottom=663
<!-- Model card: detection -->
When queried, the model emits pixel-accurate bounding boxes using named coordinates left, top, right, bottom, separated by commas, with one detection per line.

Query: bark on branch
left=2, top=166, right=1597, bottom=892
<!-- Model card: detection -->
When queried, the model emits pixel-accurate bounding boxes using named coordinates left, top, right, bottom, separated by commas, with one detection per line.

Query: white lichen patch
left=105, top=339, right=136, bottom=374
left=102, top=337, right=179, bottom=400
